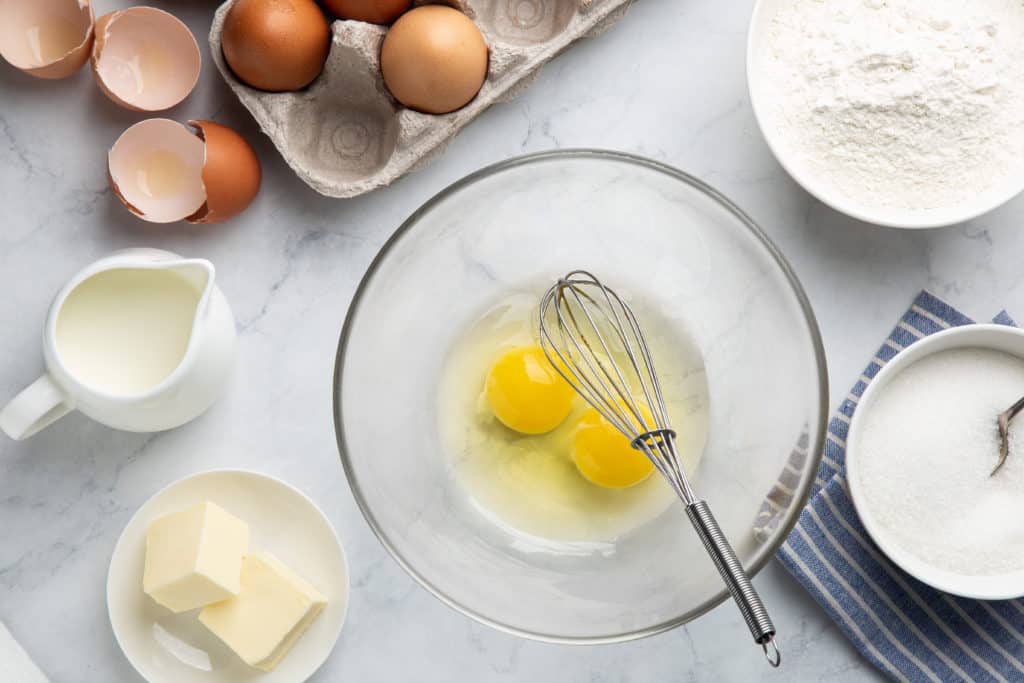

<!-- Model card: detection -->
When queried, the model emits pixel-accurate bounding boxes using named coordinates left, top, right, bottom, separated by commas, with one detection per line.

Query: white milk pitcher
left=0, top=248, right=237, bottom=440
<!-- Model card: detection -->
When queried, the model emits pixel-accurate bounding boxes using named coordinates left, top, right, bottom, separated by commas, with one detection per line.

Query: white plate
left=108, top=470, right=349, bottom=683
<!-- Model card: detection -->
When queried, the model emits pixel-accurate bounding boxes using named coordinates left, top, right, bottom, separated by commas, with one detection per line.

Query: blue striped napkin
left=770, top=291, right=1024, bottom=682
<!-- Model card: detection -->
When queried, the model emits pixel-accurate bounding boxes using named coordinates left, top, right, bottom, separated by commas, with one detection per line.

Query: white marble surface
left=2, top=0, right=1022, bottom=680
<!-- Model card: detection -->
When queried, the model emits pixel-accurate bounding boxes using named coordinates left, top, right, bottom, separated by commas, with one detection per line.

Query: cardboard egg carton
left=209, top=0, right=631, bottom=198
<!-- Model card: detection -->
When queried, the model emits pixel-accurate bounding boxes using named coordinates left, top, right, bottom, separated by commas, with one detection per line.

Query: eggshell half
left=108, top=118, right=207, bottom=223
left=0, top=0, right=94, bottom=79
left=91, top=7, right=200, bottom=111
left=186, top=120, right=262, bottom=225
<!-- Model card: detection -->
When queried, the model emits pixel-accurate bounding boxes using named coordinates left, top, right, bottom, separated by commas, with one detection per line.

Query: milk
left=55, top=268, right=201, bottom=395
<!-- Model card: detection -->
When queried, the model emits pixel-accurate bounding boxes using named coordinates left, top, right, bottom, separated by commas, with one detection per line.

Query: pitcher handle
left=0, top=375, right=73, bottom=440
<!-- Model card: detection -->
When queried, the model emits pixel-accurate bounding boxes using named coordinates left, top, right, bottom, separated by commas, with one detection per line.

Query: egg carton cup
left=210, top=0, right=633, bottom=198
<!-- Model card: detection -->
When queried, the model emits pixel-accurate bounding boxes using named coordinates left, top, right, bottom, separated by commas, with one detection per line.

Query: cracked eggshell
left=188, top=120, right=262, bottom=224
left=0, top=0, right=95, bottom=79
left=108, top=118, right=262, bottom=225
left=91, top=7, right=200, bottom=111
left=108, top=118, right=206, bottom=223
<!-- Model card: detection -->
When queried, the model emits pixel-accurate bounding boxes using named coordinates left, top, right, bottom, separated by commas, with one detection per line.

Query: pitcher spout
left=166, top=259, right=216, bottom=320
left=167, top=259, right=215, bottom=295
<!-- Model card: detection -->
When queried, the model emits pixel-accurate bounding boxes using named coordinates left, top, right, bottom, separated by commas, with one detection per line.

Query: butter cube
left=199, top=552, right=327, bottom=672
left=143, top=502, right=250, bottom=613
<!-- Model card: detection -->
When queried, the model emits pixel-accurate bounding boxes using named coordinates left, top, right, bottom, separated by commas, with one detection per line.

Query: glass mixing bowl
left=334, top=150, right=828, bottom=643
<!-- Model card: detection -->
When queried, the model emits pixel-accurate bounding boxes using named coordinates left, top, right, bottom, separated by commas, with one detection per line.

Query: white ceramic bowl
left=107, top=470, right=349, bottom=683
left=846, top=324, right=1024, bottom=599
left=746, top=0, right=1024, bottom=229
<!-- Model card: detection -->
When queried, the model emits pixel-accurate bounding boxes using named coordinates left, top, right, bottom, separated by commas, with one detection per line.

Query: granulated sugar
left=857, top=348, right=1024, bottom=576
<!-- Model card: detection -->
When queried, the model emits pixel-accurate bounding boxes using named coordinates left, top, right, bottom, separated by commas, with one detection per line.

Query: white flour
left=857, top=349, right=1024, bottom=576
left=759, top=0, right=1024, bottom=213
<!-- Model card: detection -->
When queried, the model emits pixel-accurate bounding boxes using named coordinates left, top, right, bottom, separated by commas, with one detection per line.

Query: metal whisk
left=539, top=270, right=780, bottom=667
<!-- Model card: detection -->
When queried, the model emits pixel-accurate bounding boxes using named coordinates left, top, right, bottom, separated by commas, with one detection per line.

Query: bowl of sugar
left=847, top=325, right=1024, bottom=598
left=747, top=0, right=1024, bottom=229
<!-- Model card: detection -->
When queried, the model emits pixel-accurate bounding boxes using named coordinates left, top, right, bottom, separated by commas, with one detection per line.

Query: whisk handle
left=686, top=499, right=780, bottom=667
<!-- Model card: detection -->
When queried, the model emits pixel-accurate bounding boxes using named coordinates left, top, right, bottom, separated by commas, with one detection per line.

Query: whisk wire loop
left=552, top=286, right=635, bottom=435
left=540, top=271, right=698, bottom=502
left=572, top=282, right=654, bottom=429
left=613, top=289, right=673, bottom=432
left=545, top=272, right=664, bottom=431
left=560, top=284, right=648, bottom=432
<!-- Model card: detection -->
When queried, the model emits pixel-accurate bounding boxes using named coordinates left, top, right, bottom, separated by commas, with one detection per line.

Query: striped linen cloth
left=770, top=291, right=1024, bottom=683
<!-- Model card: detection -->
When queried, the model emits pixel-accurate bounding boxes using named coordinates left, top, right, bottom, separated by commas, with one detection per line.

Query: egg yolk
left=572, top=408, right=655, bottom=488
left=485, top=346, right=575, bottom=435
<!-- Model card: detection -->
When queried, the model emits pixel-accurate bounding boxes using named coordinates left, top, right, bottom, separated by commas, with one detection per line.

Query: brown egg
left=321, top=0, right=411, bottom=24
left=0, top=0, right=95, bottom=80
left=222, top=0, right=330, bottom=92
left=108, top=118, right=261, bottom=225
left=381, top=5, right=488, bottom=115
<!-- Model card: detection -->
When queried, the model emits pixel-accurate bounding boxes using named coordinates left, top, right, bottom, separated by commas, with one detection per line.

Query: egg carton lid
left=209, top=0, right=634, bottom=198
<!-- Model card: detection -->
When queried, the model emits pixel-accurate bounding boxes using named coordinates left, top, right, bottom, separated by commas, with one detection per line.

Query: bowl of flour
left=846, top=325, right=1024, bottom=599
left=747, top=0, right=1024, bottom=228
